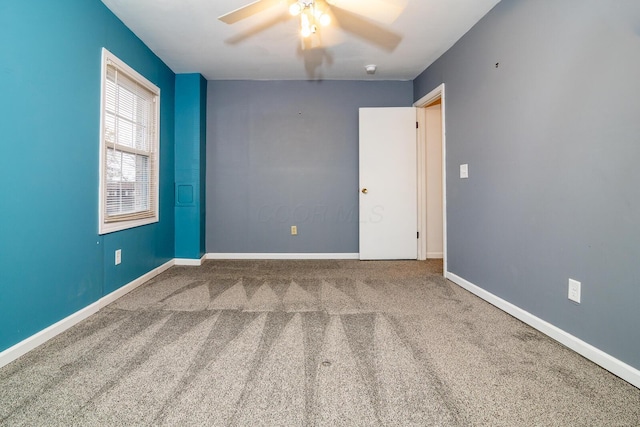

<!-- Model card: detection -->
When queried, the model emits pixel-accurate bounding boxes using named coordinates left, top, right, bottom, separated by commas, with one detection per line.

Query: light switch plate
left=460, top=164, right=469, bottom=179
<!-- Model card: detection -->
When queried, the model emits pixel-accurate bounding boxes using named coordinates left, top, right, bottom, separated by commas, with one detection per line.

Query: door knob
left=362, top=188, right=368, bottom=194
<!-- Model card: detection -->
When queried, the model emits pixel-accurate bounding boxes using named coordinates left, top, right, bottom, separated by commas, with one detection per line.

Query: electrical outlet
left=291, top=225, right=298, bottom=235
left=115, top=249, right=122, bottom=265
left=568, top=279, right=581, bottom=303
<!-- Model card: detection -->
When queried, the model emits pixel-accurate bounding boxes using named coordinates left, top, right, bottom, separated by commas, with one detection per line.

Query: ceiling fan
left=218, top=0, right=405, bottom=51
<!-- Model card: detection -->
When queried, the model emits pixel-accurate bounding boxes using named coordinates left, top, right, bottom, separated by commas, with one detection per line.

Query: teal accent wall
left=200, top=77, right=208, bottom=256
left=175, top=74, right=207, bottom=259
left=0, top=0, right=175, bottom=352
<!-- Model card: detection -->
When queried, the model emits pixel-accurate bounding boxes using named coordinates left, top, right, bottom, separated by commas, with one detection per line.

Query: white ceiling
left=100, top=0, right=500, bottom=81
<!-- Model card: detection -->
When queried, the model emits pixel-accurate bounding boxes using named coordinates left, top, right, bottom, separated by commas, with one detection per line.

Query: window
left=99, top=48, right=160, bottom=234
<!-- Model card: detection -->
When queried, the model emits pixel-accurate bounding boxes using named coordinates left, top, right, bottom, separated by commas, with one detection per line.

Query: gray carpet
left=1, top=260, right=639, bottom=426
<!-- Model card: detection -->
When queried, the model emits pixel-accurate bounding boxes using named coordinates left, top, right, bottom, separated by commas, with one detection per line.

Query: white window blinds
left=99, top=49, right=160, bottom=234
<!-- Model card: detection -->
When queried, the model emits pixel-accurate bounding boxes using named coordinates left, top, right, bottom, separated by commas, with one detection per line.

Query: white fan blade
left=218, top=0, right=284, bottom=24
left=225, top=11, right=293, bottom=44
left=329, top=5, right=402, bottom=51
left=326, top=0, right=405, bottom=24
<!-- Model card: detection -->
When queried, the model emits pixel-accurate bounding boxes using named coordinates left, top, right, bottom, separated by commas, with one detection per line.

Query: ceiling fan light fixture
left=293, top=0, right=329, bottom=38
left=319, top=13, right=331, bottom=26
left=289, top=3, right=302, bottom=16
left=300, top=11, right=309, bottom=35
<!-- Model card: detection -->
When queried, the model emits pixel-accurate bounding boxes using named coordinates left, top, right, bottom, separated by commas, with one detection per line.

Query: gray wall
left=206, top=80, right=412, bottom=253
left=414, top=0, right=640, bottom=369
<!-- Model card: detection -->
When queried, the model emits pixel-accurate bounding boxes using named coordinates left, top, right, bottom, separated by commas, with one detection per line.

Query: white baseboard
left=426, top=252, right=444, bottom=259
left=0, top=259, right=175, bottom=369
left=446, top=271, right=640, bottom=389
left=174, top=255, right=206, bottom=266
left=206, top=253, right=360, bottom=260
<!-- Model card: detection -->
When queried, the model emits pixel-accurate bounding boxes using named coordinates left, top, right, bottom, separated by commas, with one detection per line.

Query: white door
left=359, top=107, right=417, bottom=260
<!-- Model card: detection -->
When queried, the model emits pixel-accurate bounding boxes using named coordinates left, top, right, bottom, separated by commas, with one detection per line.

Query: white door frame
left=414, top=84, right=447, bottom=274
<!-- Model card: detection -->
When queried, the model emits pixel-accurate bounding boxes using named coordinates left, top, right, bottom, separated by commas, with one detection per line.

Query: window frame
left=98, top=48, right=160, bottom=235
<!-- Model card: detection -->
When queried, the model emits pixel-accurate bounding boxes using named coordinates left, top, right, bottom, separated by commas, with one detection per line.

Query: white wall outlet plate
left=291, top=225, right=298, bottom=235
left=460, top=164, right=469, bottom=179
left=568, top=278, right=581, bottom=303
left=115, top=249, right=122, bottom=265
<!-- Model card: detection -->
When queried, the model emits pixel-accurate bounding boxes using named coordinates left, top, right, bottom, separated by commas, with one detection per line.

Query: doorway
left=415, top=84, right=446, bottom=273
